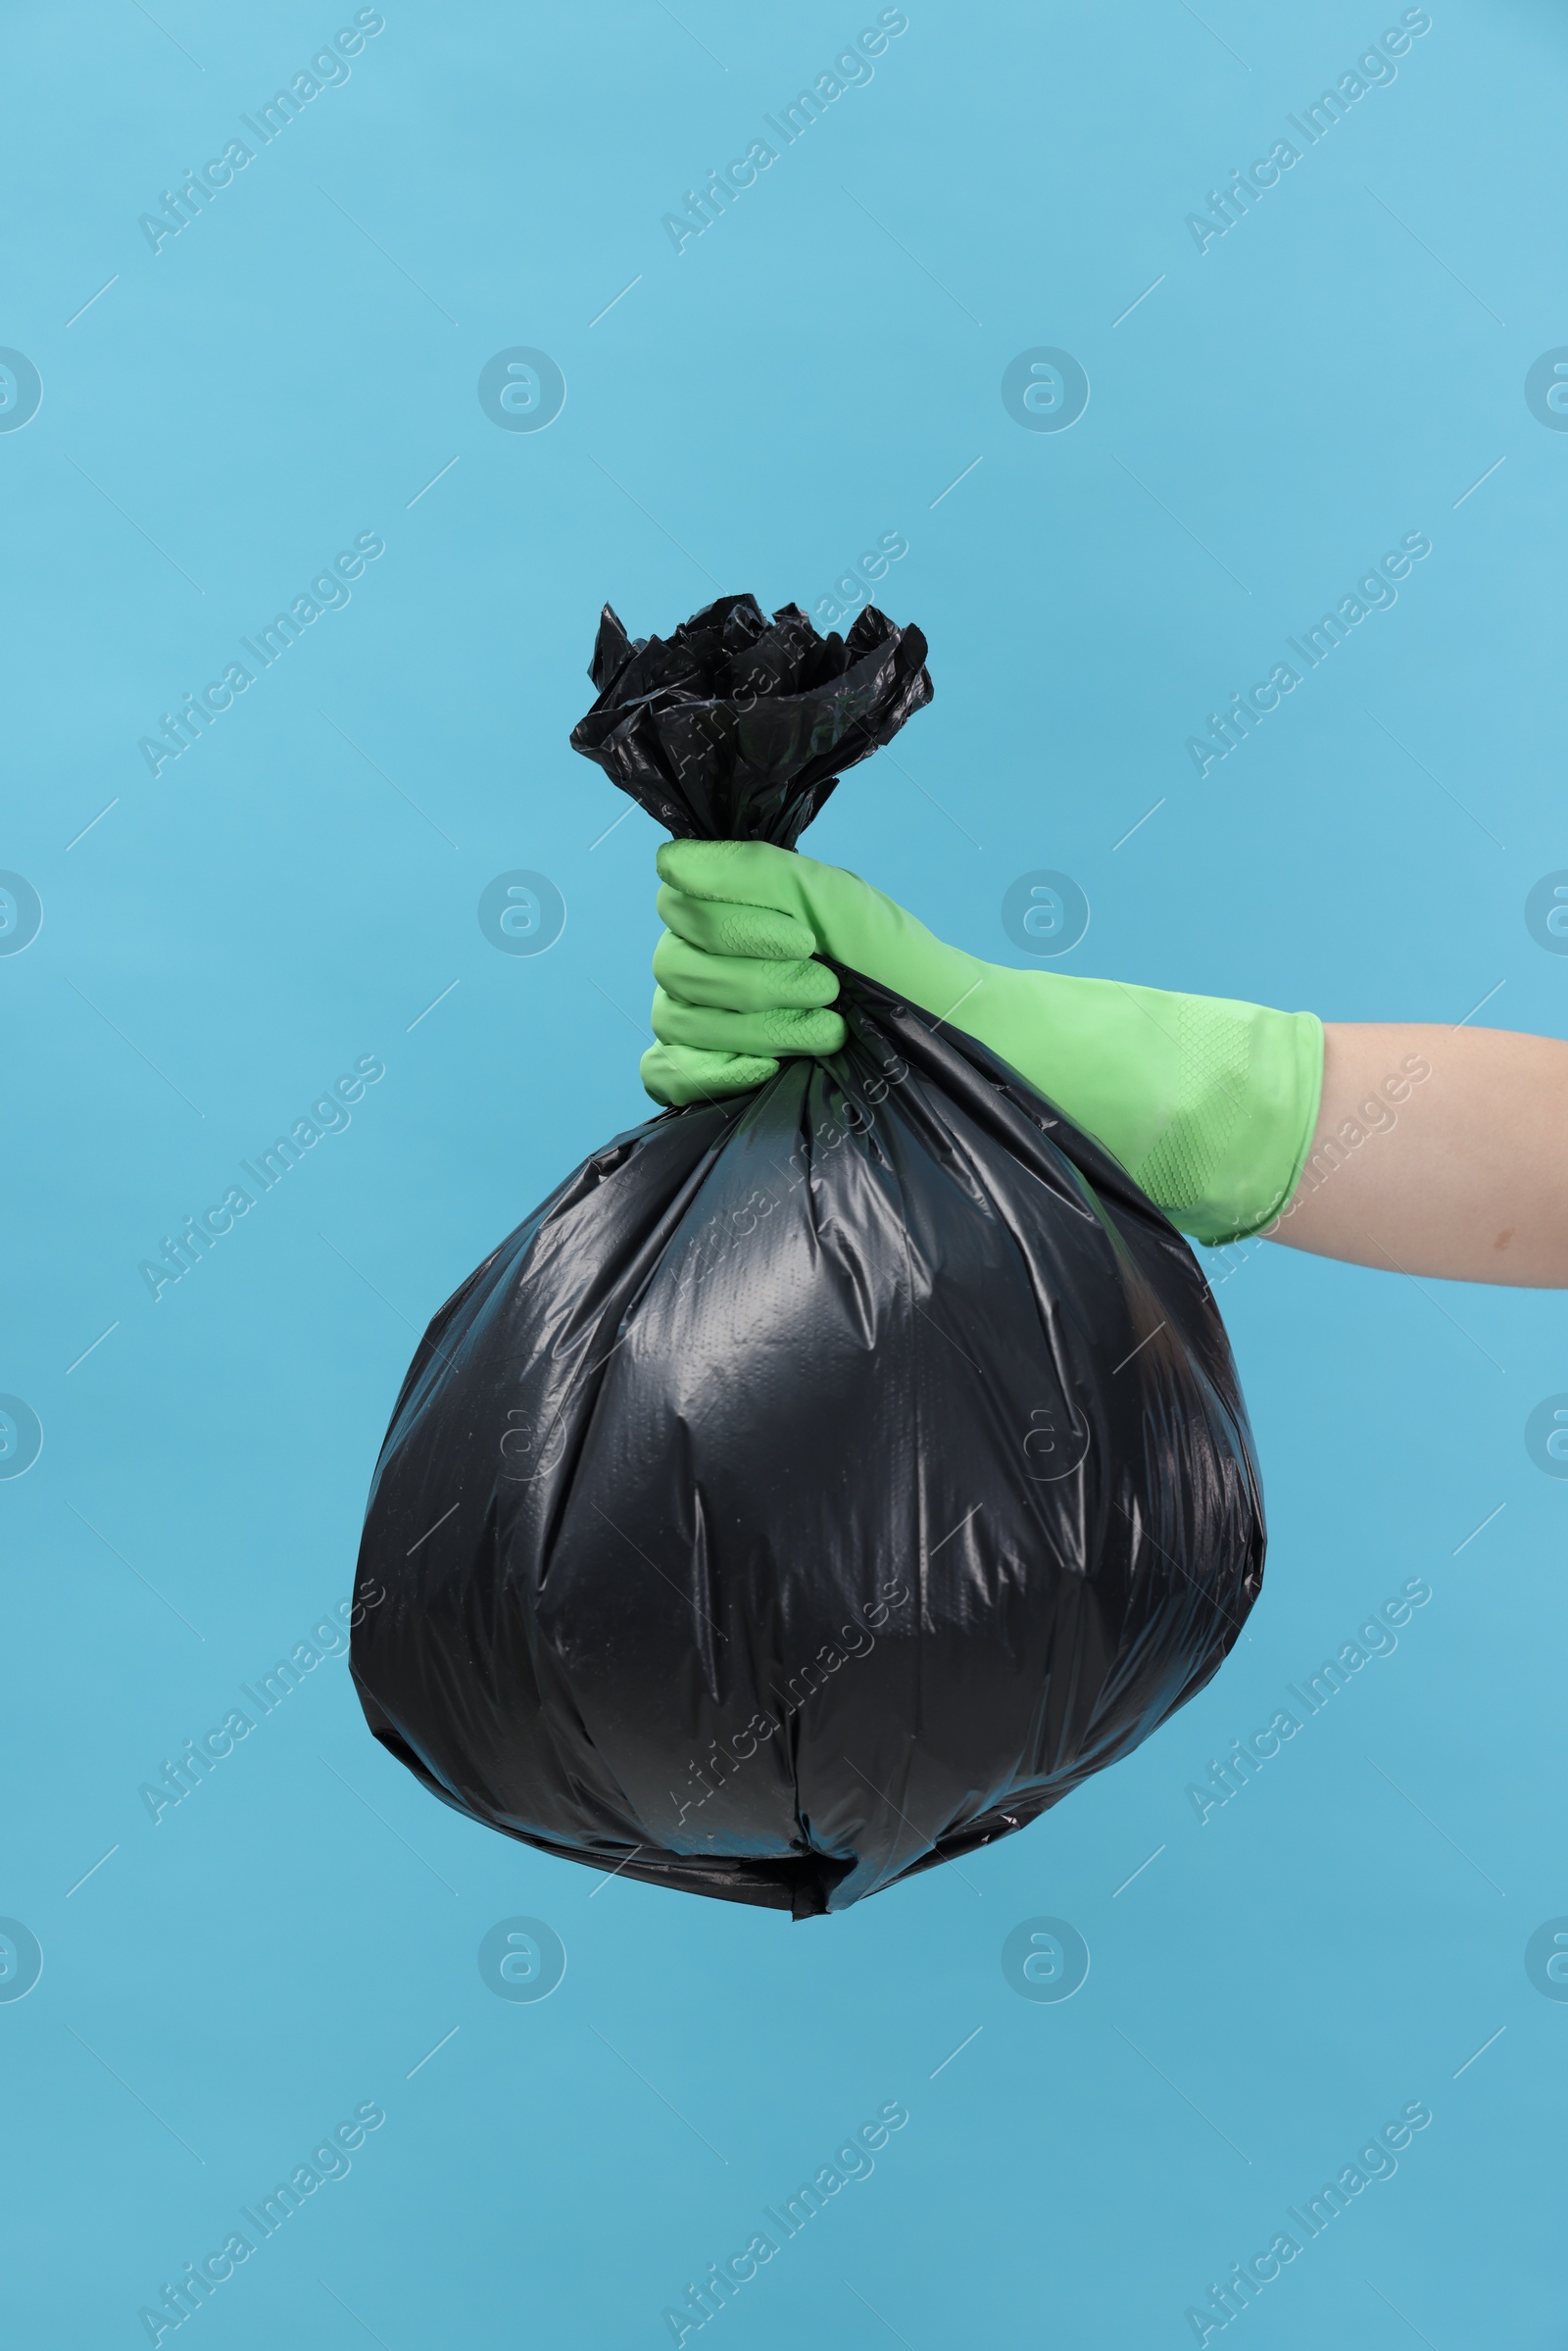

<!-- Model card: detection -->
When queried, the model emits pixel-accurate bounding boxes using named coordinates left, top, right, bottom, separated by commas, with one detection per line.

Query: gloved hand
left=643, top=840, right=1323, bottom=1247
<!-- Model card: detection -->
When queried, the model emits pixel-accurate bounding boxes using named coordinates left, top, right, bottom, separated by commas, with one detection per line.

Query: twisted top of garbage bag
left=568, top=592, right=932, bottom=848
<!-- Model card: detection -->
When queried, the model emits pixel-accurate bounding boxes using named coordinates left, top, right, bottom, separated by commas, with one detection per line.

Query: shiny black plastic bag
left=351, top=597, right=1264, bottom=1917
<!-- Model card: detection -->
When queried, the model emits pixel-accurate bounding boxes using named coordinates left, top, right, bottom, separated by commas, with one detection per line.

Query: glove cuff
left=1153, top=1005, right=1324, bottom=1246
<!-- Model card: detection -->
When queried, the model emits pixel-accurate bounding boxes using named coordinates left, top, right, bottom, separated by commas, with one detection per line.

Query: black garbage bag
left=351, top=594, right=1265, bottom=1918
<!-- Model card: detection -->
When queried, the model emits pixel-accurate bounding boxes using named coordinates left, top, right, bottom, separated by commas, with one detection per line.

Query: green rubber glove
left=643, top=840, right=1323, bottom=1248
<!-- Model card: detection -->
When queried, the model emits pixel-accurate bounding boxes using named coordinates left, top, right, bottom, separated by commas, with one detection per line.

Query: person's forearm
left=1265, top=1022, right=1568, bottom=1286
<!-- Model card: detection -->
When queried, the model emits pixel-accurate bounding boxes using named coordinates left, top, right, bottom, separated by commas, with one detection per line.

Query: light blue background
left=4, top=2, right=1565, bottom=2343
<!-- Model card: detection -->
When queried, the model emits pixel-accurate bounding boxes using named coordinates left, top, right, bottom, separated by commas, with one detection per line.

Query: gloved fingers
left=640, top=1042, right=777, bottom=1107
left=652, top=928, right=840, bottom=1014
left=658, top=838, right=803, bottom=909
left=657, top=840, right=837, bottom=941
left=651, top=985, right=846, bottom=1060
left=656, top=883, right=816, bottom=962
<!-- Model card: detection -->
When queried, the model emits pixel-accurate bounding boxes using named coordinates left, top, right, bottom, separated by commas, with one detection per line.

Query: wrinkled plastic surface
left=351, top=598, right=1264, bottom=1917
left=567, top=593, right=932, bottom=847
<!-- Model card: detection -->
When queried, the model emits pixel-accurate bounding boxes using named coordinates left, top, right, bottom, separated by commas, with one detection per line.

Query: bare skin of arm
left=1264, top=1023, right=1568, bottom=1286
